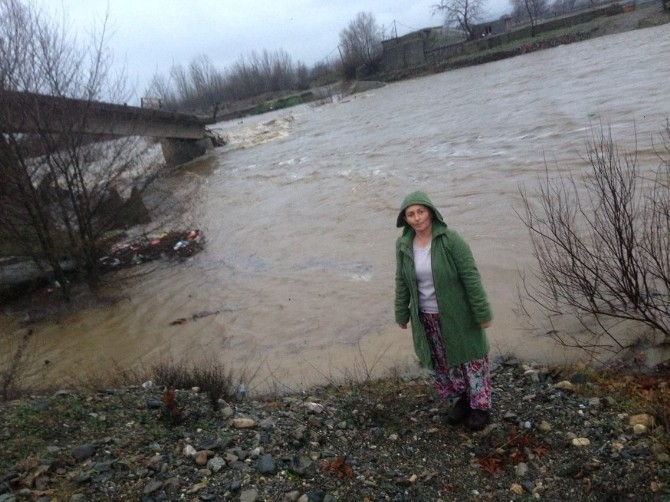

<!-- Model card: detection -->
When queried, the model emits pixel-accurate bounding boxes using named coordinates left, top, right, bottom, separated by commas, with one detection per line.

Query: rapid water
left=3, top=24, right=670, bottom=392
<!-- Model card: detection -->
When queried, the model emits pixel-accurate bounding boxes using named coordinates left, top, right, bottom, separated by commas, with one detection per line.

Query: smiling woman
left=402, top=204, right=433, bottom=243
left=394, top=190, right=493, bottom=430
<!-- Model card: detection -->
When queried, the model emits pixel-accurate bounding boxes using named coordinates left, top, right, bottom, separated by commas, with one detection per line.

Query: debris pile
left=99, top=230, right=203, bottom=272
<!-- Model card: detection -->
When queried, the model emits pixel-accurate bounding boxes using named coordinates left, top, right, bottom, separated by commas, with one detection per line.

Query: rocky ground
left=1, top=358, right=668, bottom=501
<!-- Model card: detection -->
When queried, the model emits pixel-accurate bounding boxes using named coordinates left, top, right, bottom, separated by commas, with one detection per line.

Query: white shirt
left=413, top=243, right=439, bottom=314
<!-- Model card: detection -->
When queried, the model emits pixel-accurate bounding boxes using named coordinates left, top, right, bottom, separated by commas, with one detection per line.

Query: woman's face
left=404, top=204, right=432, bottom=232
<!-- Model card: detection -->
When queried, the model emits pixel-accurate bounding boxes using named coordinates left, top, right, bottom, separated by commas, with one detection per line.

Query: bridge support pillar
left=160, top=137, right=213, bottom=167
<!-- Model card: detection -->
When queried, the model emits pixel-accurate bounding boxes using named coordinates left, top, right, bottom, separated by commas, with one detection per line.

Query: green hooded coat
left=394, top=191, right=492, bottom=368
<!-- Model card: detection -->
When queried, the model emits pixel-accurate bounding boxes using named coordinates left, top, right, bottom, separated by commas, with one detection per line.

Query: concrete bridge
left=1, top=89, right=215, bottom=166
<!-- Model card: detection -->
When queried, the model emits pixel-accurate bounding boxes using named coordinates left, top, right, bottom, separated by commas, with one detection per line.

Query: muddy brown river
left=2, top=24, right=670, bottom=393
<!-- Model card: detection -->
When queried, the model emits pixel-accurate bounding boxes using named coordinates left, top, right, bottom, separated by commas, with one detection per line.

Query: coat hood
left=396, top=191, right=445, bottom=228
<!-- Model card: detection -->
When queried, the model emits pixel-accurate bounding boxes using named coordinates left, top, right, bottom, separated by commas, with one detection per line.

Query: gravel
left=1, top=358, right=668, bottom=501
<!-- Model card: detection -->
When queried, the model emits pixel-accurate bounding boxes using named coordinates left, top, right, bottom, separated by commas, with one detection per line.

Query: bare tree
left=549, top=0, right=578, bottom=16
left=187, top=55, right=228, bottom=112
left=295, top=61, right=310, bottom=89
left=169, top=64, right=192, bottom=104
left=517, top=122, right=670, bottom=356
left=511, top=0, right=548, bottom=36
left=229, top=52, right=264, bottom=98
left=0, top=0, right=158, bottom=299
left=433, top=0, right=486, bottom=40
left=338, top=12, right=383, bottom=79
left=309, top=59, right=339, bottom=87
left=148, top=49, right=309, bottom=113
left=269, top=49, right=296, bottom=92
left=145, top=72, right=178, bottom=110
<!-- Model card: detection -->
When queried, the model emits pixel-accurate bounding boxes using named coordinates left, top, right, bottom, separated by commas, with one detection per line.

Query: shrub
left=518, top=121, right=670, bottom=355
left=151, top=356, right=237, bottom=410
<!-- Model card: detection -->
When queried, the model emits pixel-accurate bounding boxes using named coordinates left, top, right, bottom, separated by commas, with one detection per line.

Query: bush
left=518, top=121, right=670, bottom=355
left=151, top=356, right=238, bottom=410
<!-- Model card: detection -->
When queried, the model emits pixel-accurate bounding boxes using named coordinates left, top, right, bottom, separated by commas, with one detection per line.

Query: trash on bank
left=173, top=240, right=189, bottom=251
left=99, top=229, right=204, bottom=272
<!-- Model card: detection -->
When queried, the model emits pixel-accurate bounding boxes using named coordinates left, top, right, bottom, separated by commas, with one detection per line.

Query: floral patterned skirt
left=419, top=312, right=491, bottom=410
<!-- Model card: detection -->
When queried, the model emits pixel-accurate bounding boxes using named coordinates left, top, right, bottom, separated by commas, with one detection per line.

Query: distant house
left=380, top=26, right=469, bottom=72
left=140, top=97, right=162, bottom=110
left=471, top=15, right=513, bottom=38
left=380, top=28, right=435, bottom=72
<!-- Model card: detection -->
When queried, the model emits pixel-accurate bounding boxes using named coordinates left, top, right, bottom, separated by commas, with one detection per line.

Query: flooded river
left=3, top=24, right=670, bottom=392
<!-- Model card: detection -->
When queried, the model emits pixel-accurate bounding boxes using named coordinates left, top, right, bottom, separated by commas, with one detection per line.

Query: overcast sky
left=43, top=0, right=511, bottom=100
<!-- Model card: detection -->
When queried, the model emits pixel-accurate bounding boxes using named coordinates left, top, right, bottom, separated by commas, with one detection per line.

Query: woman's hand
left=398, top=323, right=407, bottom=329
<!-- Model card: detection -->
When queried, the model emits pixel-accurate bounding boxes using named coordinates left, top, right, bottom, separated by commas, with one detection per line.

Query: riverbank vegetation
left=518, top=121, right=670, bottom=357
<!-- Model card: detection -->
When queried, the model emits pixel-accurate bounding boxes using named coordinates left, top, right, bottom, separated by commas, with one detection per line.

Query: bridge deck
left=1, top=90, right=207, bottom=140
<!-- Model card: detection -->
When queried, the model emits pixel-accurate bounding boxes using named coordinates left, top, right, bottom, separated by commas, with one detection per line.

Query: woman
left=394, top=191, right=493, bottom=431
